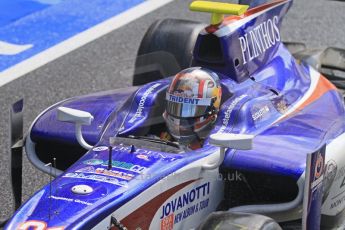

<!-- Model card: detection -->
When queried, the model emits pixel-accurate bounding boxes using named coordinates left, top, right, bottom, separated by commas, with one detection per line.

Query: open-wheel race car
left=4, top=0, right=345, bottom=229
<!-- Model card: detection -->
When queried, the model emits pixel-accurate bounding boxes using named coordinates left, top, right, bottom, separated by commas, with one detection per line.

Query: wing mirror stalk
left=57, top=107, right=94, bottom=150
left=204, top=133, right=254, bottom=170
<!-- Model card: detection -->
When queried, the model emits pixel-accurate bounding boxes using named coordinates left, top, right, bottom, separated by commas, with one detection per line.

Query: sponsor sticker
left=83, top=159, right=147, bottom=173
left=83, top=159, right=103, bottom=166
left=315, top=153, right=324, bottom=179
left=18, top=220, right=64, bottom=230
left=49, top=195, right=93, bottom=206
left=302, top=145, right=326, bottom=230
left=160, top=182, right=210, bottom=225
left=136, top=154, right=150, bottom=161
left=160, top=214, right=174, bottom=230
left=218, top=95, right=247, bottom=133
left=128, top=83, right=161, bottom=123
left=95, top=168, right=134, bottom=180
left=251, top=105, right=270, bottom=121
left=91, top=144, right=181, bottom=162
left=93, top=146, right=109, bottom=151
left=166, top=93, right=212, bottom=106
left=63, top=172, right=128, bottom=187
left=76, top=166, right=95, bottom=173
left=76, top=166, right=134, bottom=180
left=274, top=98, right=288, bottom=113
left=239, top=15, right=281, bottom=64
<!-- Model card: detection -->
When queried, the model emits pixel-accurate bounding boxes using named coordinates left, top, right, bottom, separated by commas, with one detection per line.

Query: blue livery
left=5, top=0, right=345, bottom=229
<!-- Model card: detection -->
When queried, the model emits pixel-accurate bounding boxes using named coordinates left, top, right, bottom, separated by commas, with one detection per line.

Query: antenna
left=53, top=158, right=57, bottom=177
left=108, top=146, right=113, bottom=170
left=45, top=162, right=52, bottom=220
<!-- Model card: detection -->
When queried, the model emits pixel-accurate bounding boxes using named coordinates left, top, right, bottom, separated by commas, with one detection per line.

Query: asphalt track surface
left=0, top=0, right=345, bottom=225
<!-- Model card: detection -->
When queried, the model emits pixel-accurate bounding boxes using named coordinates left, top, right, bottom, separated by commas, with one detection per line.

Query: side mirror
left=57, top=107, right=93, bottom=125
left=57, top=107, right=94, bottom=150
left=203, top=133, right=254, bottom=170
left=209, top=133, right=254, bottom=150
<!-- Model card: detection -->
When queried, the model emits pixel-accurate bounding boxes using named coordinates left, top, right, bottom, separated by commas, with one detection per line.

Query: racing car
left=4, top=0, right=345, bottom=229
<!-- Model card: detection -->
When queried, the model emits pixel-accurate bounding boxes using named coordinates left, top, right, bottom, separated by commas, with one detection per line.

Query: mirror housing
left=57, top=106, right=93, bottom=125
left=209, top=133, right=254, bottom=150
left=203, top=133, right=254, bottom=170
left=57, top=107, right=94, bottom=150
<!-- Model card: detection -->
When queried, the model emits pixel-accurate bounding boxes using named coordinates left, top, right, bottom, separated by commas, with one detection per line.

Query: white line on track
left=0, top=0, right=174, bottom=87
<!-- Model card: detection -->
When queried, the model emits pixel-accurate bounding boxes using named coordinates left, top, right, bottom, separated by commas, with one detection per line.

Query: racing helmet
left=163, top=67, right=222, bottom=144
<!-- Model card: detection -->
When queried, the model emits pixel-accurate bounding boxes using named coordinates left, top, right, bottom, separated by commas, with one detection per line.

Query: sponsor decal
left=93, top=146, right=109, bottom=151
left=321, top=161, right=345, bottom=212
left=76, top=166, right=95, bottom=173
left=49, top=195, right=93, bottom=206
left=168, top=94, right=201, bottom=104
left=129, top=83, right=161, bottom=123
left=330, top=196, right=345, bottom=210
left=311, top=152, right=324, bottom=189
left=161, top=214, right=174, bottom=230
left=302, top=146, right=326, bottom=229
left=166, top=93, right=212, bottom=106
left=76, top=166, right=134, bottom=180
left=137, top=154, right=150, bottom=161
left=95, top=168, right=134, bottom=180
left=160, top=182, right=210, bottom=224
left=239, top=16, right=281, bottom=64
left=173, top=198, right=209, bottom=224
left=63, top=172, right=128, bottom=187
left=218, top=95, right=247, bottom=133
left=94, top=144, right=180, bottom=162
left=121, top=180, right=198, bottom=230
left=251, top=105, right=270, bottom=121
left=104, top=161, right=147, bottom=173
left=273, top=98, right=288, bottom=113
left=315, top=153, right=324, bottom=179
left=83, top=159, right=103, bottom=166
left=18, top=220, right=64, bottom=230
left=83, top=159, right=147, bottom=173
left=334, top=165, right=345, bottom=183
left=86, top=146, right=179, bottom=164
left=323, top=160, right=337, bottom=202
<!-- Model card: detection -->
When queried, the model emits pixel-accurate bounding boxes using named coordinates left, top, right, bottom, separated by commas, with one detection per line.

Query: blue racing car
left=4, top=0, right=345, bottom=229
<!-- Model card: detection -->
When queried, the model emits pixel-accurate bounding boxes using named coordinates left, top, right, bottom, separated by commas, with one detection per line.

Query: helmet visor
left=164, top=113, right=196, bottom=137
left=166, top=93, right=214, bottom=118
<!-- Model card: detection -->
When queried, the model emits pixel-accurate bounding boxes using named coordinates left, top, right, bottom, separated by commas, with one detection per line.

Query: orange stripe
left=276, top=75, right=336, bottom=123
left=222, top=15, right=242, bottom=23
left=198, top=79, right=206, bottom=98
left=296, top=75, right=336, bottom=112
left=244, top=0, right=288, bottom=17
left=169, top=73, right=182, bottom=92
left=222, top=0, right=289, bottom=25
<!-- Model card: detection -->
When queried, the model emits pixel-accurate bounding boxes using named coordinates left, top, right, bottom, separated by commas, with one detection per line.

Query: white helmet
left=163, top=67, right=222, bottom=144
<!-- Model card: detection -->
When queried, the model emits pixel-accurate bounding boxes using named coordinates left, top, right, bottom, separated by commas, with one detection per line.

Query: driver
left=161, top=67, right=222, bottom=150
